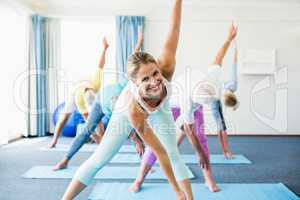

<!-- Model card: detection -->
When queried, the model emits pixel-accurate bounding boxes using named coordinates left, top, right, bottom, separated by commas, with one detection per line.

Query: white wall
left=144, top=6, right=300, bottom=135
left=0, top=3, right=29, bottom=143
left=13, top=0, right=300, bottom=135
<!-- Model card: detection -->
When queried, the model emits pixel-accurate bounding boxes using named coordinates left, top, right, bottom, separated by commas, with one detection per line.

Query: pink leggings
left=142, top=106, right=210, bottom=167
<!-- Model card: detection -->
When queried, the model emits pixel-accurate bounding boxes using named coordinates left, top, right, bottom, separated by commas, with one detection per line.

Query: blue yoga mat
left=40, top=145, right=251, bottom=164
left=109, top=154, right=251, bottom=164
left=22, top=165, right=194, bottom=180
left=40, top=144, right=136, bottom=153
left=89, top=183, right=300, bottom=200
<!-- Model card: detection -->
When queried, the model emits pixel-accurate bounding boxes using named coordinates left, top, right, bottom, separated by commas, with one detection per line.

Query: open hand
left=135, top=141, right=145, bottom=157
left=198, top=151, right=209, bottom=170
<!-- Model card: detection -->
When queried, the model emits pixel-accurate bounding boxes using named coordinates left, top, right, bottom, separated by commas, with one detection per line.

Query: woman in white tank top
left=61, top=1, right=194, bottom=200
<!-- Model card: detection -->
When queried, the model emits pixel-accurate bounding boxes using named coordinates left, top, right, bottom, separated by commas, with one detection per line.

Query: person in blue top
left=213, top=37, right=239, bottom=159
left=53, top=33, right=144, bottom=171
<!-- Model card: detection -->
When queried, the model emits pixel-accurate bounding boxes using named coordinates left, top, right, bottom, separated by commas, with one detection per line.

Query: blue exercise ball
left=101, top=115, right=110, bottom=131
left=53, top=103, right=85, bottom=137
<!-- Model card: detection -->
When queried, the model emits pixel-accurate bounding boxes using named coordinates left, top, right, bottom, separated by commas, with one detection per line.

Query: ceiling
left=10, top=0, right=300, bottom=19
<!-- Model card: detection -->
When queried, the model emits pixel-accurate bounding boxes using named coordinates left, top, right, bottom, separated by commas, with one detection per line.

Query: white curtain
left=45, top=18, right=61, bottom=134
left=27, top=17, right=37, bottom=136
left=27, top=17, right=61, bottom=136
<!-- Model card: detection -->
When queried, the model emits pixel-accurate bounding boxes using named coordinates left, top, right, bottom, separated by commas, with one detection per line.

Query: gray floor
left=0, top=136, right=299, bottom=200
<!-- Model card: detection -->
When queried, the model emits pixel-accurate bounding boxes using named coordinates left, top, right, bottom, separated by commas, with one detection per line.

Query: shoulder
left=128, top=98, right=147, bottom=119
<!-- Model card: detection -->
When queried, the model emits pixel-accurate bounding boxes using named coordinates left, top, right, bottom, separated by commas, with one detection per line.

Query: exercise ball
left=53, top=103, right=85, bottom=137
left=101, top=115, right=110, bottom=130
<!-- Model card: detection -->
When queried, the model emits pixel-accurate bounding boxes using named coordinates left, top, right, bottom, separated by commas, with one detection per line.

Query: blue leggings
left=211, top=100, right=227, bottom=131
left=73, top=101, right=193, bottom=186
left=65, top=100, right=105, bottom=160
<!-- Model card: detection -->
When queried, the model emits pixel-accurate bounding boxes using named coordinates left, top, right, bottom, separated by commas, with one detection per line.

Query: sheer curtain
left=27, top=16, right=61, bottom=137
left=27, top=15, right=48, bottom=137
left=116, top=16, right=145, bottom=86
left=45, top=18, right=61, bottom=134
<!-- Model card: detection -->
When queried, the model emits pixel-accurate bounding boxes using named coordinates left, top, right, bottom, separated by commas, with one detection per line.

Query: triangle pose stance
left=128, top=22, right=239, bottom=193
left=61, top=1, right=194, bottom=200
left=49, top=37, right=109, bottom=148
left=53, top=33, right=145, bottom=171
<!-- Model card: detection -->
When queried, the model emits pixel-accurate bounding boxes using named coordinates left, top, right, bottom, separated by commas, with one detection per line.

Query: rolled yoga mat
left=89, top=182, right=300, bottom=200
left=22, top=165, right=194, bottom=180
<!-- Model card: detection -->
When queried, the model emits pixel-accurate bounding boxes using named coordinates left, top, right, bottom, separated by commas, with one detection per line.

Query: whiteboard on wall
left=240, top=49, right=276, bottom=75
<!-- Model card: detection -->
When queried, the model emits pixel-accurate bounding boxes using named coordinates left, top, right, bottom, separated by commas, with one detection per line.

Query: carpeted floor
left=0, top=135, right=299, bottom=200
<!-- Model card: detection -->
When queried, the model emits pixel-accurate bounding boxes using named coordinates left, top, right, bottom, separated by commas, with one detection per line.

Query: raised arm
left=98, top=37, right=109, bottom=69
left=231, top=39, right=238, bottom=83
left=224, top=39, right=238, bottom=92
left=213, top=22, right=238, bottom=66
left=157, top=0, right=182, bottom=80
left=133, top=31, right=144, bottom=53
left=233, top=39, right=238, bottom=65
left=128, top=101, right=185, bottom=199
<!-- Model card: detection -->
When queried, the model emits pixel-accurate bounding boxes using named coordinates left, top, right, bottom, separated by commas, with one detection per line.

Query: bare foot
left=128, top=181, right=142, bottom=193
left=224, top=152, right=234, bottom=160
left=205, top=182, right=221, bottom=192
left=53, top=159, right=68, bottom=171
left=176, top=190, right=186, bottom=200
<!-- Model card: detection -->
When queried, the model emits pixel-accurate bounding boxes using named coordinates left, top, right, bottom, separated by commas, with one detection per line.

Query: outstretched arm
left=128, top=100, right=183, bottom=197
left=98, top=37, right=109, bottom=69
left=213, top=22, right=238, bottom=66
left=183, top=123, right=209, bottom=169
left=129, top=130, right=145, bottom=156
left=233, top=39, right=238, bottom=65
left=224, top=39, right=238, bottom=92
left=133, top=30, right=144, bottom=53
left=157, top=0, right=182, bottom=81
left=231, top=40, right=238, bottom=88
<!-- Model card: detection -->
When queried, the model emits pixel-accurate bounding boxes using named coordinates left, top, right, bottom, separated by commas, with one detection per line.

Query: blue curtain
left=116, top=16, right=145, bottom=86
left=32, top=15, right=48, bottom=137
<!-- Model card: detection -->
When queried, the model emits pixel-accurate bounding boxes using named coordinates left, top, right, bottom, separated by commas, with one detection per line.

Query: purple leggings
left=142, top=106, right=210, bottom=167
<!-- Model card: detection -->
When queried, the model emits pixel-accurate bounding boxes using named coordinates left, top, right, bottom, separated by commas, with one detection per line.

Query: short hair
left=224, top=92, right=238, bottom=107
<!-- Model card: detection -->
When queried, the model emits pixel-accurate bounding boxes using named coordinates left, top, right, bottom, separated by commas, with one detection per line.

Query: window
left=60, top=18, right=117, bottom=103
